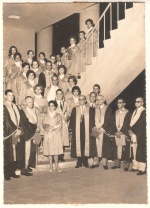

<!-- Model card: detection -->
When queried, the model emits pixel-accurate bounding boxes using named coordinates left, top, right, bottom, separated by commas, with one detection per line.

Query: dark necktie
left=60, top=102, right=63, bottom=111
left=11, top=103, right=18, bottom=126
left=133, top=109, right=138, bottom=117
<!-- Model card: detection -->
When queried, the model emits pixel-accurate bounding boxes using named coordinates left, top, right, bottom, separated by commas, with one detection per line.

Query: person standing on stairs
left=111, top=98, right=131, bottom=171
left=86, top=84, right=101, bottom=105
left=85, top=19, right=98, bottom=65
left=129, top=97, right=146, bottom=175
left=55, top=89, right=71, bottom=162
left=42, top=100, right=63, bottom=173
left=95, top=94, right=114, bottom=170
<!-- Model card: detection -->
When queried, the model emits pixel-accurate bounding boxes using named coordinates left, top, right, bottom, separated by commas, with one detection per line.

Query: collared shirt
left=99, top=104, right=104, bottom=109
left=26, top=106, right=37, bottom=124
left=90, top=103, right=96, bottom=108
left=56, top=100, right=63, bottom=108
left=118, top=108, right=125, bottom=114
left=47, top=85, right=59, bottom=102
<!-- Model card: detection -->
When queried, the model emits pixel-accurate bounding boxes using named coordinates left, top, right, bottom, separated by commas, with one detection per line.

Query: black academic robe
left=101, top=106, right=114, bottom=159
left=131, top=110, right=146, bottom=163
left=69, top=106, right=97, bottom=158
left=16, top=110, right=37, bottom=169
left=3, top=105, right=20, bottom=166
left=112, top=111, right=131, bottom=161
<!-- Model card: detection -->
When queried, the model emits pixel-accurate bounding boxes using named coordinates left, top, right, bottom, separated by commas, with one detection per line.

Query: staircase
left=35, top=3, right=145, bottom=172
left=78, top=3, right=145, bottom=104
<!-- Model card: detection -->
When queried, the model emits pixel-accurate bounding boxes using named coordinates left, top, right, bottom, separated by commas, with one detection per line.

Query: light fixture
left=8, top=15, right=21, bottom=20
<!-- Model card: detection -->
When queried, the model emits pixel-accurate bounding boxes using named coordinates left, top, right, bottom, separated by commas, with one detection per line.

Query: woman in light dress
left=67, top=86, right=81, bottom=112
left=31, top=60, right=42, bottom=83
left=42, top=100, right=63, bottom=173
left=67, top=36, right=80, bottom=77
left=77, top=31, right=86, bottom=73
left=85, top=19, right=98, bottom=65
left=58, top=65, right=68, bottom=95
left=24, top=50, right=34, bottom=67
left=65, top=75, right=77, bottom=102
left=38, top=52, right=47, bottom=72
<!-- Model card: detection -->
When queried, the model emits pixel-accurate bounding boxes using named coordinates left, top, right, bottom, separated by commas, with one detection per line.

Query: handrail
left=80, top=3, right=111, bottom=52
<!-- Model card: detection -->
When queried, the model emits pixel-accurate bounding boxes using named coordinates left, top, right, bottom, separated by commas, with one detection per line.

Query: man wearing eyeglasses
left=69, top=95, right=97, bottom=168
left=129, top=97, right=146, bottom=175
left=111, top=98, right=131, bottom=171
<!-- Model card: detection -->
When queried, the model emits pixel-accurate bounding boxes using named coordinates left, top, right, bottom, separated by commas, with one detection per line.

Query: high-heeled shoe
left=56, top=167, right=62, bottom=173
left=49, top=167, right=53, bottom=173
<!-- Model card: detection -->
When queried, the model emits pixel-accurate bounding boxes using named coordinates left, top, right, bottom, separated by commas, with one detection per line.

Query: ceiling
left=3, top=2, right=96, bottom=32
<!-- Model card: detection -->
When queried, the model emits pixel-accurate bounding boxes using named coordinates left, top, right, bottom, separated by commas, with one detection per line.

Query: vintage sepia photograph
left=2, top=0, right=148, bottom=205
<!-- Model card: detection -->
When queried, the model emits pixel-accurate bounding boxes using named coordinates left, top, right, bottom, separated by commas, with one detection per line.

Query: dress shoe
left=136, top=171, right=146, bottom=175
left=111, top=166, right=120, bottom=169
left=90, top=165, right=96, bottom=169
left=84, top=165, right=89, bottom=168
left=103, top=165, right=108, bottom=170
left=129, top=169, right=139, bottom=172
left=124, top=168, right=128, bottom=171
left=23, top=172, right=33, bottom=176
left=59, top=158, right=65, bottom=162
left=27, top=167, right=32, bottom=172
left=5, top=176, right=11, bottom=181
left=75, top=165, right=81, bottom=168
left=56, top=167, right=62, bottom=173
left=11, top=175, right=20, bottom=178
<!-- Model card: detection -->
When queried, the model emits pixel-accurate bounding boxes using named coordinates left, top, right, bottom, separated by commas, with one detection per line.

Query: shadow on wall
left=110, top=69, right=146, bottom=113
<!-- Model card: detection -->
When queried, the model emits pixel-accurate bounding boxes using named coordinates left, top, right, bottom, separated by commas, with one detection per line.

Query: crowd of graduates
left=3, top=18, right=146, bottom=181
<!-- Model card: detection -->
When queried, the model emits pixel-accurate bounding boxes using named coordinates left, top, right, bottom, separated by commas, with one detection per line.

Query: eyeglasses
left=135, top=101, right=141, bottom=103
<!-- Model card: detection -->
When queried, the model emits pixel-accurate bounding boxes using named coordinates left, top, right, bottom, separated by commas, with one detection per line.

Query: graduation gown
left=69, top=105, right=97, bottom=158
left=95, top=105, right=114, bottom=159
left=112, top=110, right=131, bottom=161
left=131, top=110, right=146, bottom=163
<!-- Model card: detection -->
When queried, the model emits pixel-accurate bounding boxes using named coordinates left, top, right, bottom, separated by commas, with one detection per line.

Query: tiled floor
left=4, top=163, right=147, bottom=204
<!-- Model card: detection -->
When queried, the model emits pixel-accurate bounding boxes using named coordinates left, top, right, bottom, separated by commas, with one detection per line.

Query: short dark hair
left=58, top=65, right=67, bottom=75
left=56, top=89, right=64, bottom=95
left=79, top=31, right=86, bottom=36
left=68, top=76, right=77, bottom=85
left=26, top=70, right=36, bottom=78
left=85, top=19, right=95, bottom=27
left=50, top=54, right=55, bottom=59
left=25, top=96, right=33, bottom=100
left=51, top=75, right=58, bottom=81
left=31, top=60, right=39, bottom=68
left=72, top=86, right=81, bottom=95
left=8, top=46, right=18, bottom=57
left=90, top=92, right=96, bottom=96
left=93, top=84, right=100, bottom=90
left=39, top=52, right=45, bottom=57
left=48, top=100, right=58, bottom=108
left=5, top=89, right=13, bottom=95
left=22, top=62, right=30, bottom=69
left=69, top=35, right=77, bottom=43
left=117, top=98, right=126, bottom=103
left=46, top=60, right=52, bottom=65
left=34, top=84, right=44, bottom=93
left=61, top=46, right=66, bottom=50
left=14, top=52, right=22, bottom=60
left=27, top=50, right=34, bottom=55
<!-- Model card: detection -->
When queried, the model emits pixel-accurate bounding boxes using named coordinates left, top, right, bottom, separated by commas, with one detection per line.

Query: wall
left=37, top=26, right=52, bottom=60
left=3, top=26, right=35, bottom=63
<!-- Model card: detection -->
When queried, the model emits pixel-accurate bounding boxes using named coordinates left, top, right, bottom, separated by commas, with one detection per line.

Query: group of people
left=3, top=18, right=146, bottom=181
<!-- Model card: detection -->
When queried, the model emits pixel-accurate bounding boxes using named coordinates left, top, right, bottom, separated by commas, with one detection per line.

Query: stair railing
left=79, top=2, right=127, bottom=72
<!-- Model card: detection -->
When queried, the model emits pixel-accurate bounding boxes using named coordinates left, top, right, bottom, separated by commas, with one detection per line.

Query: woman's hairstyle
left=79, top=31, right=86, bottom=37
left=58, top=65, right=67, bottom=75
left=8, top=46, right=18, bottom=57
left=48, top=100, right=58, bottom=108
left=14, top=52, right=22, bottom=60
left=27, top=50, right=34, bottom=55
left=85, top=19, right=95, bottom=27
left=31, top=60, right=39, bottom=68
left=39, top=52, right=45, bottom=57
left=72, top=86, right=81, bottom=95
left=69, top=35, right=77, bottom=43
left=68, top=75, right=77, bottom=85
left=93, top=84, right=101, bottom=90
left=22, top=62, right=30, bottom=70
left=26, top=70, right=36, bottom=78
left=34, top=84, right=44, bottom=93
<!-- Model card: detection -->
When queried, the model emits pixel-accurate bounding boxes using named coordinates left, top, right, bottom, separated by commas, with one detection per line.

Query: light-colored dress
left=77, top=39, right=86, bottom=73
left=86, top=28, right=98, bottom=65
left=39, top=60, right=46, bottom=72
left=34, top=95, right=48, bottom=135
left=56, top=101, right=71, bottom=146
left=30, top=68, right=42, bottom=84
left=67, top=97, right=79, bottom=112
left=43, top=111, right=63, bottom=156
left=64, top=85, right=75, bottom=102
left=58, top=75, right=69, bottom=94
left=67, top=45, right=80, bottom=76
left=61, top=53, right=70, bottom=72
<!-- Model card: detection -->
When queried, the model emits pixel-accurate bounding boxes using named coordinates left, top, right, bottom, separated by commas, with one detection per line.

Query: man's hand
left=15, top=129, right=22, bottom=137
left=115, top=132, right=121, bottom=138
left=128, top=130, right=133, bottom=136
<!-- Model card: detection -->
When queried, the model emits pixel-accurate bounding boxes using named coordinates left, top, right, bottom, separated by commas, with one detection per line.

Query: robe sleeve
left=38, top=72, right=46, bottom=88
left=102, top=106, right=114, bottom=135
left=120, top=111, right=132, bottom=138
left=19, top=109, right=37, bottom=141
left=4, top=105, right=17, bottom=139
left=69, top=107, right=76, bottom=131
